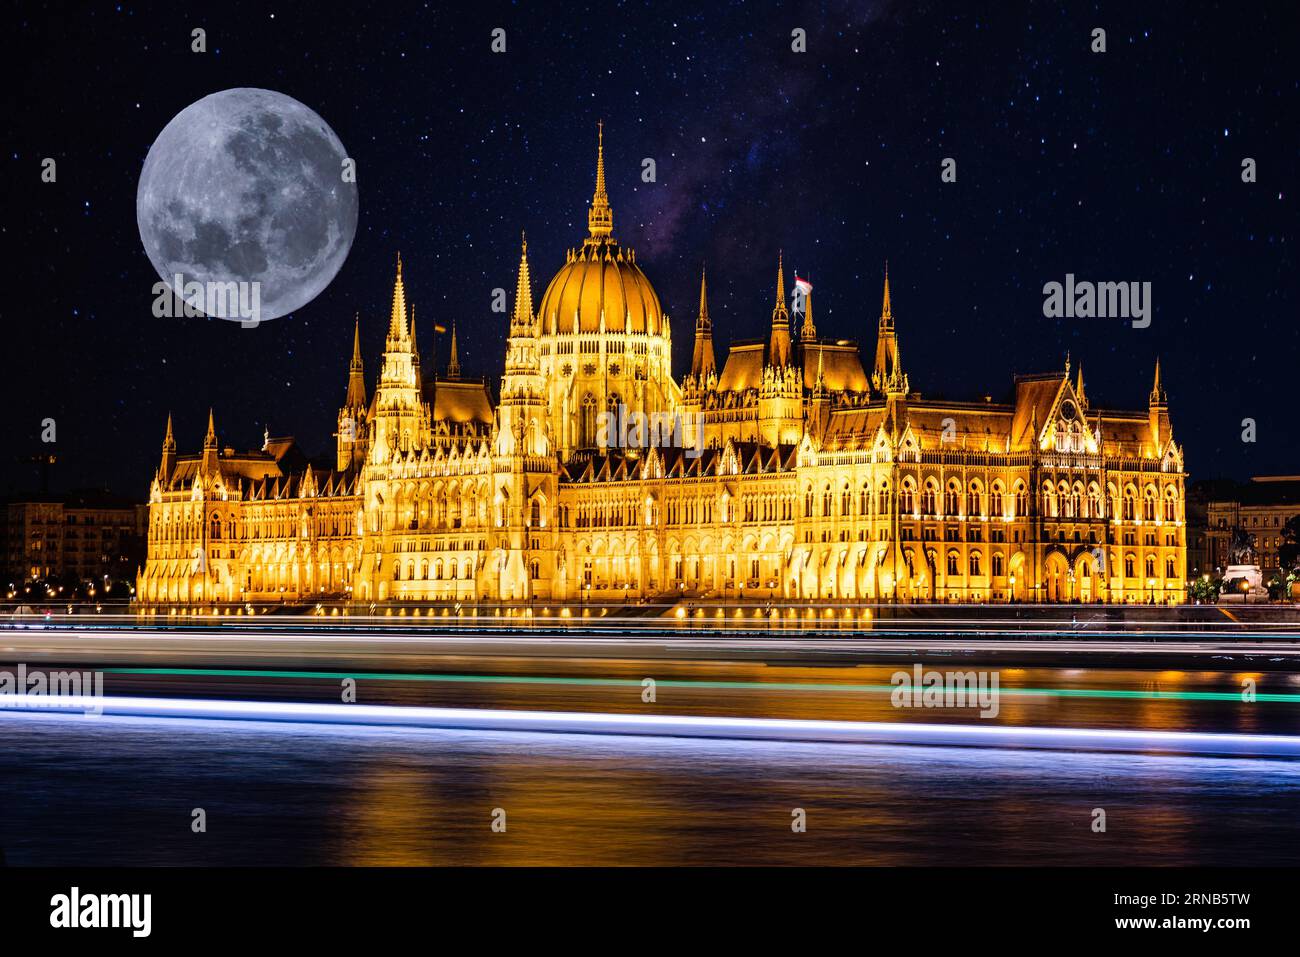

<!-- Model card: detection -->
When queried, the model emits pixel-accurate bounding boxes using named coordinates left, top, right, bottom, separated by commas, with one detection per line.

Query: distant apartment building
left=1, top=491, right=148, bottom=588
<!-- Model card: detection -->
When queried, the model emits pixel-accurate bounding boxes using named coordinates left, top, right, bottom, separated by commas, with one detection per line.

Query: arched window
left=946, top=552, right=959, bottom=576
left=991, top=483, right=1004, bottom=518
left=970, top=552, right=982, bottom=576
left=581, top=393, right=597, bottom=447
left=992, top=552, right=1004, bottom=577
left=1165, top=557, right=1176, bottom=578
left=944, top=482, right=960, bottom=517
left=530, top=499, right=541, bottom=527
left=900, top=483, right=915, bottom=515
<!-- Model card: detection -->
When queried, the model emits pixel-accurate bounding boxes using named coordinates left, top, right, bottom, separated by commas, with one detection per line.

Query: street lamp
left=1009, top=572, right=1016, bottom=604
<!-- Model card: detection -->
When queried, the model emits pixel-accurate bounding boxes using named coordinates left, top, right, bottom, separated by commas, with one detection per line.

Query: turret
left=159, top=412, right=176, bottom=482
left=1149, top=357, right=1170, bottom=454
left=689, top=265, right=716, bottom=381
left=201, top=408, right=218, bottom=474
left=871, top=264, right=908, bottom=397
left=446, top=322, right=461, bottom=379
left=337, top=316, right=369, bottom=471
left=370, top=253, right=424, bottom=461
left=767, top=252, right=792, bottom=368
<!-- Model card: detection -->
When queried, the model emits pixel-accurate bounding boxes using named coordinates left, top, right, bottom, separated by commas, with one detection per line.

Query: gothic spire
left=1150, top=357, right=1167, bottom=405
left=768, top=251, right=792, bottom=367
left=690, top=264, right=716, bottom=378
left=799, top=274, right=816, bottom=342
left=880, top=261, right=893, bottom=326
left=447, top=322, right=461, bottom=379
left=204, top=408, right=217, bottom=449
left=872, top=263, right=907, bottom=396
left=345, top=314, right=367, bottom=408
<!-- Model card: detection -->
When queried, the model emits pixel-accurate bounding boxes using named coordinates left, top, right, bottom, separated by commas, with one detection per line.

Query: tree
left=1278, top=514, right=1300, bottom=574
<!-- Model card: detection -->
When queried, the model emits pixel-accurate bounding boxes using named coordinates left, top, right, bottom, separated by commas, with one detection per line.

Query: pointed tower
left=370, top=252, right=423, bottom=462
left=689, top=266, right=716, bottom=380
left=1148, top=357, right=1170, bottom=454
left=809, top=346, right=830, bottom=437
left=201, top=408, right=218, bottom=473
left=799, top=275, right=816, bottom=343
left=767, top=252, right=792, bottom=368
left=446, top=322, right=461, bottom=379
left=338, top=315, right=369, bottom=471
left=345, top=316, right=367, bottom=408
left=159, top=412, right=176, bottom=482
left=759, top=251, right=802, bottom=445
left=499, top=232, right=546, bottom=449
left=387, top=252, right=410, bottom=344
left=1075, top=362, right=1087, bottom=410
left=410, top=305, right=423, bottom=390
left=588, top=120, right=614, bottom=240
left=494, top=231, right=555, bottom=603
left=872, top=264, right=908, bottom=397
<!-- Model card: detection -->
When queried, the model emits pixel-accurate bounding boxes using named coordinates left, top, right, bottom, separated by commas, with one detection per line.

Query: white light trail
left=4, top=694, right=1300, bottom=757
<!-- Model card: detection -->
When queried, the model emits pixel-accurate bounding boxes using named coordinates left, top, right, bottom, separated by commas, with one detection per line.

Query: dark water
left=3, top=712, right=1300, bottom=865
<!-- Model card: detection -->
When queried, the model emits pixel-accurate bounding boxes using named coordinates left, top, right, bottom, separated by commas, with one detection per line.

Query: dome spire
left=587, top=121, right=614, bottom=239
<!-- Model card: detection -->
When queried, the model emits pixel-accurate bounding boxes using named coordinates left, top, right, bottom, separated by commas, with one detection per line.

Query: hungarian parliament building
left=138, top=129, right=1188, bottom=609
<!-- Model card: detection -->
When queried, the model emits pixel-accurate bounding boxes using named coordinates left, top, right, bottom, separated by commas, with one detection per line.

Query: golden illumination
left=137, top=125, right=1187, bottom=610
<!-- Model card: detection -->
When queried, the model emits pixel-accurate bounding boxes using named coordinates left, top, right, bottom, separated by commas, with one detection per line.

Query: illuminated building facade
left=138, top=130, right=1187, bottom=608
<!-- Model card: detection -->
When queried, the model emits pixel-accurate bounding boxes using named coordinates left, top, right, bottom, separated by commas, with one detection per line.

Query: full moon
left=137, top=88, right=358, bottom=323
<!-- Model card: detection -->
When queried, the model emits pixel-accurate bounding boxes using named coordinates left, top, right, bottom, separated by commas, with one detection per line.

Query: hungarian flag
left=793, top=275, right=813, bottom=297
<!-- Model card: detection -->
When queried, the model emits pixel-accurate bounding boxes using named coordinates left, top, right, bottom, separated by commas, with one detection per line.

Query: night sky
left=4, top=1, right=1296, bottom=497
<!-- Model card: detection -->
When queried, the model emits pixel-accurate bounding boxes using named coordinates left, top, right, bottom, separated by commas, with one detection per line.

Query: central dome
left=538, top=240, right=664, bottom=336
left=536, top=122, right=667, bottom=338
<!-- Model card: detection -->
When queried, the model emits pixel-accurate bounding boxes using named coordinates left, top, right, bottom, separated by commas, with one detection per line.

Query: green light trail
left=99, top=667, right=1300, bottom=703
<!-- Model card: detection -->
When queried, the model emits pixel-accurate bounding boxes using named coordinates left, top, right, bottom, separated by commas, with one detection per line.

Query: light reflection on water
left=3, top=713, right=1300, bottom=866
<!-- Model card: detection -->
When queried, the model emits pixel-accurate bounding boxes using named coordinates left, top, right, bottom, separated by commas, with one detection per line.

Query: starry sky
left=4, top=1, right=1295, bottom=496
